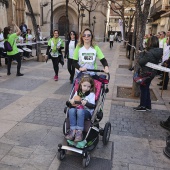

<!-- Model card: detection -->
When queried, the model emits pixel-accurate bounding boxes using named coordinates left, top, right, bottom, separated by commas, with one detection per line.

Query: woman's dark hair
left=27, top=29, right=31, bottom=34
left=68, top=31, right=77, bottom=40
left=53, top=29, right=59, bottom=34
left=146, top=36, right=159, bottom=50
left=3, top=26, right=11, bottom=39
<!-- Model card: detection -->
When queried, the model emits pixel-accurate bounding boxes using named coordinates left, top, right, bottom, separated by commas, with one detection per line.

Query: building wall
left=27, top=0, right=108, bottom=41
left=0, top=2, right=8, bottom=29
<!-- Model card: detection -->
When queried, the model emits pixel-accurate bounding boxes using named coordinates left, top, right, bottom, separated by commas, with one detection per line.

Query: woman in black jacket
left=64, top=31, right=78, bottom=84
left=133, top=36, right=163, bottom=111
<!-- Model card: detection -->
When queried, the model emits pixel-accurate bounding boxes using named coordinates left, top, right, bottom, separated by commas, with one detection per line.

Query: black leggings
left=110, top=41, right=113, bottom=48
left=51, top=57, right=59, bottom=76
left=67, top=58, right=75, bottom=80
left=7, top=53, right=22, bottom=74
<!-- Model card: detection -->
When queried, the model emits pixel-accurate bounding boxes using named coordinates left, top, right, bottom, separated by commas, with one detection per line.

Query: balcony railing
left=150, top=0, right=169, bottom=17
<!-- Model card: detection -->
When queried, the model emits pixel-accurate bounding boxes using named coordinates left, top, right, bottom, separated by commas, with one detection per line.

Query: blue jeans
left=69, top=108, right=91, bottom=131
left=140, top=81, right=151, bottom=108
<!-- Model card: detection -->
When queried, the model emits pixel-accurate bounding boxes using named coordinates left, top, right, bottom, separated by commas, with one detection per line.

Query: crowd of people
left=0, top=21, right=36, bottom=74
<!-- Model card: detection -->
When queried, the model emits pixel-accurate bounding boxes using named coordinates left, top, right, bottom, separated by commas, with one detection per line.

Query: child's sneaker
left=74, top=130, right=83, bottom=142
left=54, top=75, right=58, bottom=81
left=65, top=129, right=75, bottom=140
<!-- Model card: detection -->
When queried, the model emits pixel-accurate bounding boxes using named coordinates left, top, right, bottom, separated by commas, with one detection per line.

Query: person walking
left=64, top=31, right=78, bottom=84
left=4, top=21, right=24, bottom=76
left=109, top=32, right=114, bottom=49
left=72, top=28, right=109, bottom=76
left=46, top=30, right=64, bottom=81
left=0, top=27, right=7, bottom=66
left=19, top=22, right=27, bottom=38
left=133, top=36, right=163, bottom=111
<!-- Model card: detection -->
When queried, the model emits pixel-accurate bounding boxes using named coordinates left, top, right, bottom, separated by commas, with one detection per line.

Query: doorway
left=58, top=16, right=69, bottom=36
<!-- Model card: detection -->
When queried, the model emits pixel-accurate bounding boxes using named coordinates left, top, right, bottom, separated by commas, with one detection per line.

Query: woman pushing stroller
left=65, top=75, right=96, bottom=142
left=72, top=28, right=109, bottom=76
left=65, top=28, right=110, bottom=142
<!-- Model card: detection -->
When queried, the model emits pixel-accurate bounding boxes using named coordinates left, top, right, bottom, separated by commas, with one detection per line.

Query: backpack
left=4, top=41, right=13, bottom=52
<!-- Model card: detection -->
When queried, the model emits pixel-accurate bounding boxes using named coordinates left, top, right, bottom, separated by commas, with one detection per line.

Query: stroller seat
left=65, top=79, right=103, bottom=133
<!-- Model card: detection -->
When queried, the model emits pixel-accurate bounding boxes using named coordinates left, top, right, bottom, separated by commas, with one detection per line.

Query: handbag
left=133, top=69, right=152, bottom=86
left=58, top=53, right=64, bottom=66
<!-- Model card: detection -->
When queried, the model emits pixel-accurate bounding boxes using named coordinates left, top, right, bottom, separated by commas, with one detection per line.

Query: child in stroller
left=65, top=75, right=96, bottom=142
left=58, top=70, right=111, bottom=167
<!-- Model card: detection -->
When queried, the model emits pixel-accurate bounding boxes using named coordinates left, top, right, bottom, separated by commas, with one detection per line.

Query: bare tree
left=25, top=0, right=43, bottom=62
left=132, top=0, right=152, bottom=97
left=74, top=0, right=107, bottom=31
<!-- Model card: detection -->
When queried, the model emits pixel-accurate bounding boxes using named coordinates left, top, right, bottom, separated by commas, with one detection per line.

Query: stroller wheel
left=102, top=122, right=111, bottom=145
left=63, top=120, right=67, bottom=135
left=82, top=152, right=90, bottom=168
left=57, top=149, right=66, bottom=160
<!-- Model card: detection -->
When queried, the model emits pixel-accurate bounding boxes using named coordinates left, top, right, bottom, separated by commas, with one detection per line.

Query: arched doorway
left=58, top=16, right=69, bottom=36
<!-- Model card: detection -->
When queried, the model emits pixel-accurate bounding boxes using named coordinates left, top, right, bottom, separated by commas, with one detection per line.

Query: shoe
left=74, top=130, right=83, bottom=142
left=159, top=87, right=167, bottom=90
left=54, top=75, right=58, bottom=81
left=129, top=67, right=134, bottom=71
left=133, top=105, right=146, bottom=112
left=157, top=82, right=163, bottom=86
left=13, top=60, right=17, bottom=64
left=146, top=107, right=151, bottom=111
left=16, top=73, right=24, bottom=76
left=160, top=117, right=170, bottom=131
left=158, top=77, right=163, bottom=80
left=7, top=72, right=11, bottom=75
left=65, top=129, right=76, bottom=140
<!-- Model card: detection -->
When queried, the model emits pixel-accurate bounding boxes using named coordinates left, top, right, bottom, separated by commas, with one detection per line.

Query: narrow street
left=0, top=42, right=170, bottom=170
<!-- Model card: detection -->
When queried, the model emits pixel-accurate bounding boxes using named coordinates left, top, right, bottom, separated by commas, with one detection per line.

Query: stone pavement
left=0, top=42, right=170, bottom=170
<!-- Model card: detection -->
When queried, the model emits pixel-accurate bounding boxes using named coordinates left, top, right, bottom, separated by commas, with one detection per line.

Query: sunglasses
left=70, top=33, right=75, bottom=35
left=82, top=34, right=91, bottom=37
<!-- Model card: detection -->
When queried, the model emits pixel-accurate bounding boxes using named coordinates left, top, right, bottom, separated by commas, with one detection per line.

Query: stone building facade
left=0, top=0, right=109, bottom=41
left=26, top=0, right=108, bottom=41
left=147, top=0, right=170, bottom=34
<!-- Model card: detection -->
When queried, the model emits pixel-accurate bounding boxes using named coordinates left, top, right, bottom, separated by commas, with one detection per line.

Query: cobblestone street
left=0, top=42, right=170, bottom=170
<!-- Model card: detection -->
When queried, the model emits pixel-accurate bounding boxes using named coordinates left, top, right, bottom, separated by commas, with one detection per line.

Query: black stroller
left=58, top=69, right=111, bottom=168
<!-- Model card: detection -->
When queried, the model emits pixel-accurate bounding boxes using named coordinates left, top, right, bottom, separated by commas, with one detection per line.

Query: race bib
left=81, top=53, right=95, bottom=63
left=50, top=52, right=58, bottom=57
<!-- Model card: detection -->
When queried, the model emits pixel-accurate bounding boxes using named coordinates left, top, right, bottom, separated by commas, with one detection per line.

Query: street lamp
left=129, top=8, right=134, bottom=16
left=80, top=6, right=85, bottom=32
left=103, top=20, right=107, bottom=42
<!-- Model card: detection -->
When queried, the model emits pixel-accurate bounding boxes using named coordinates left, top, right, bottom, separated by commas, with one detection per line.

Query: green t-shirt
left=73, top=45, right=104, bottom=70
left=6, top=33, right=19, bottom=56
left=48, top=37, right=64, bottom=57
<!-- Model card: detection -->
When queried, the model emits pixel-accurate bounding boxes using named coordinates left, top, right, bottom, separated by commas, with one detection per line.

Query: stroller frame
left=58, top=70, right=111, bottom=168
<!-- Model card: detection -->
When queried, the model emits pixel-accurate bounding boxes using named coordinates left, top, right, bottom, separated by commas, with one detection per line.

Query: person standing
left=64, top=31, right=78, bottom=84
left=0, top=27, right=7, bottom=66
left=19, top=22, right=27, bottom=38
left=25, top=29, right=33, bottom=57
left=4, top=21, right=24, bottom=76
left=46, top=30, right=64, bottom=81
left=109, top=32, right=114, bottom=49
left=133, top=36, right=163, bottom=111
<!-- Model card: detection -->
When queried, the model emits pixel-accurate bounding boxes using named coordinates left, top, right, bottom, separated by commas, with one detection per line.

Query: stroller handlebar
left=86, top=69, right=110, bottom=82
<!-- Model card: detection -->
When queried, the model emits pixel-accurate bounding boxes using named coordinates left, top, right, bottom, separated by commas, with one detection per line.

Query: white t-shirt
left=73, top=91, right=95, bottom=115
left=0, top=33, right=4, bottom=48
left=69, top=40, right=75, bottom=59
left=27, top=34, right=33, bottom=43
left=109, top=35, right=114, bottom=41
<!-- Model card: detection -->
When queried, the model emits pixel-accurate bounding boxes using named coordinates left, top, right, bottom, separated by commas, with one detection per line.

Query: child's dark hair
left=3, top=26, right=11, bottom=39
left=78, top=75, right=95, bottom=93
